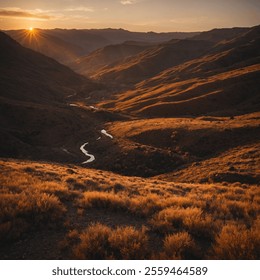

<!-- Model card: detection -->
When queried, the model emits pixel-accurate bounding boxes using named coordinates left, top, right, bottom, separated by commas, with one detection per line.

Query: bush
left=73, top=223, right=112, bottom=259
left=0, top=191, right=66, bottom=241
left=150, top=207, right=202, bottom=233
left=211, top=223, right=260, bottom=259
left=73, top=223, right=148, bottom=259
left=160, top=232, right=196, bottom=259
left=77, top=191, right=129, bottom=212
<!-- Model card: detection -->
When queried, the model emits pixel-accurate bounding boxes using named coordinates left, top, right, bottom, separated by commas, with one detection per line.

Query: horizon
left=2, top=25, right=259, bottom=33
left=0, top=0, right=259, bottom=32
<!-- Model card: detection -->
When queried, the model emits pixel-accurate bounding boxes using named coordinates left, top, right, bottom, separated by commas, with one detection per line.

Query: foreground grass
left=0, top=158, right=259, bottom=259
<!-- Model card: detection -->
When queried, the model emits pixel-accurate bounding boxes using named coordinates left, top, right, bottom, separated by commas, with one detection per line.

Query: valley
left=0, top=25, right=259, bottom=260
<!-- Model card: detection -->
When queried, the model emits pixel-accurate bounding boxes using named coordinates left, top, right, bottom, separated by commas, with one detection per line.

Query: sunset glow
left=0, top=0, right=259, bottom=31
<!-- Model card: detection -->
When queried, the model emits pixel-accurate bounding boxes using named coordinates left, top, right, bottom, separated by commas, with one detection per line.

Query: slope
left=94, top=39, right=214, bottom=84
left=73, top=41, right=154, bottom=77
left=99, top=26, right=260, bottom=117
left=0, top=32, right=119, bottom=164
left=0, top=158, right=258, bottom=259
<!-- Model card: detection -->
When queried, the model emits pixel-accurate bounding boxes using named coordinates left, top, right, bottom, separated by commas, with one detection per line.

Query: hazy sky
left=0, top=0, right=259, bottom=32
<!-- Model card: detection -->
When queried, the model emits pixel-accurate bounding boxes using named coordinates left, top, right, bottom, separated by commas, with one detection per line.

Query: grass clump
left=210, top=222, right=260, bottom=259
left=160, top=232, right=196, bottom=259
left=77, top=191, right=129, bottom=212
left=73, top=223, right=148, bottom=259
left=0, top=191, right=66, bottom=241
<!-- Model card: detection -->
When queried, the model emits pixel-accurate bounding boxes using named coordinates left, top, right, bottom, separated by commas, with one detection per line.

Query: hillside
left=0, top=32, right=101, bottom=104
left=99, top=26, right=260, bottom=117
left=73, top=41, right=154, bottom=77
left=0, top=158, right=259, bottom=259
left=93, top=39, right=214, bottom=84
left=104, top=113, right=260, bottom=177
left=90, top=27, right=251, bottom=85
left=0, top=31, right=120, bottom=165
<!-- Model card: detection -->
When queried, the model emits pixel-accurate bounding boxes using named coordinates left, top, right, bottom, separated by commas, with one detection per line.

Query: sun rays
left=16, top=27, right=42, bottom=50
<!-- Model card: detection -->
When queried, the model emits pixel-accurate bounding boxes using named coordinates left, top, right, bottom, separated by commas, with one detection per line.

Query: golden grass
left=72, top=223, right=148, bottom=260
left=211, top=221, right=260, bottom=259
left=0, top=191, right=65, bottom=241
left=77, top=191, right=128, bottom=212
left=0, top=159, right=259, bottom=259
left=0, top=163, right=67, bottom=242
left=160, top=232, right=196, bottom=259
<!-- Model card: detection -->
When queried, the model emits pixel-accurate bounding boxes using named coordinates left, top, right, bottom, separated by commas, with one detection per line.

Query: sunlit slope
left=94, top=39, right=214, bottom=84
left=100, top=26, right=260, bottom=117
left=104, top=111, right=260, bottom=177
left=0, top=158, right=259, bottom=259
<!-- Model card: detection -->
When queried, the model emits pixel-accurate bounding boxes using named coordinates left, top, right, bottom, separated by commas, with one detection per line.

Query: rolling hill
left=72, top=41, right=155, bottom=77
left=99, top=26, right=260, bottom=117
left=92, top=39, right=214, bottom=84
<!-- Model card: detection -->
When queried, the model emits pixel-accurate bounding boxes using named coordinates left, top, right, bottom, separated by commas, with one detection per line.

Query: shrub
left=211, top=223, right=260, bottom=259
left=150, top=207, right=202, bottom=233
left=0, top=191, right=66, bottom=241
left=160, top=232, right=196, bottom=259
left=73, top=223, right=112, bottom=259
left=72, top=223, right=148, bottom=259
left=183, top=214, right=220, bottom=241
left=77, top=191, right=129, bottom=212
left=109, top=226, right=148, bottom=259
left=129, top=194, right=163, bottom=216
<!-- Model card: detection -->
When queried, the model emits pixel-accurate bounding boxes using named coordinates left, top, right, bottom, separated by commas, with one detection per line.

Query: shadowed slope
left=0, top=32, right=114, bottom=164
left=73, top=41, right=154, bottom=77
left=0, top=31, right=100, bottom=104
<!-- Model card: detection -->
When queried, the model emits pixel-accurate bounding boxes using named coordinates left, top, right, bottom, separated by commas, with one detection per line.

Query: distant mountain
left=73, top=41, right=155, bottom=77
left=99, top=26, right=260, bottom=117
left=190, top=27, right=249, bottom=42
left=5, top=29, right=199, bottom=66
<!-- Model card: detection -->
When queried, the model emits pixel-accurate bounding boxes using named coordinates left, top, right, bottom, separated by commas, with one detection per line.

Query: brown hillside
left=94, top=39, right=214, bottom=84
left=73, top=41, right=154, bottom=77
left=99, top=26, right=260, bottom=117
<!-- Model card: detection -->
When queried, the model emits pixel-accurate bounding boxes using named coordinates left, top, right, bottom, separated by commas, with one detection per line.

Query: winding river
left=80, top=142, right=95, bottom=164
left=101, top=129, right=113, bottom=139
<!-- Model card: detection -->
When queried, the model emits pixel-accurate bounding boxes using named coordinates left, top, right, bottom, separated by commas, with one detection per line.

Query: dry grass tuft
left=160, top=232, right=196, bottom=259
left=211, top=222, right=260, bottom=259
left=0, top=191, right=66, bottom=241
left=73, top=223, right=148, bottom=259
left=77, top=191, right=128, bottom=212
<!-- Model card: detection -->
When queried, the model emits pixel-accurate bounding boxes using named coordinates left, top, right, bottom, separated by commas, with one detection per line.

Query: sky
left=0, top=0, right=259, bottom=32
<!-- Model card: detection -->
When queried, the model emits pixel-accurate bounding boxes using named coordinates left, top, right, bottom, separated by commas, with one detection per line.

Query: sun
left=28, top=27, right=34, bottom=32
